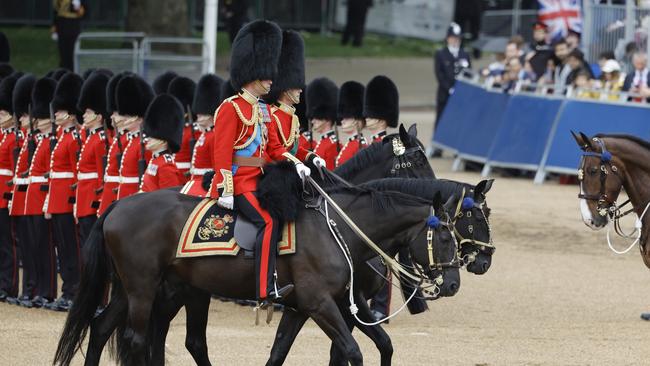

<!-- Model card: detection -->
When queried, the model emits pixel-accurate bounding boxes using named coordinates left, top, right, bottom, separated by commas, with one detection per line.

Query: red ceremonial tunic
left=98, top=131, right=127, bottom=216
left=180, top=127, right=213, bottom=197
left=140, top=151, right=184, bottom=192
left=371, top=130, right=387, bottom=144
left=313, top=130, right=339, bottom=170
left=208, top=93, right=294, bottom=199
left=45, top=126, right=80, bottom=214
left=299, top=132, right=314, bottom=152
left=9, top=130, right=30, bottom=216
left=75, top=127, right=106, bottom=218
left=335, top=134, right=368, bottom=167
left=117, top=131, right=152, bottom=200
left=174, top=123, right=199, bottom=181
left=0, top=128, right=19, bottom=209
left=270, top=103, right=313, bottom=162
left=25, top=134, right=51, bottom=215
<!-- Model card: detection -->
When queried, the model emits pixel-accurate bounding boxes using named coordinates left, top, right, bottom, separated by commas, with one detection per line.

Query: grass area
left=1, top=25, right=437, bottom=76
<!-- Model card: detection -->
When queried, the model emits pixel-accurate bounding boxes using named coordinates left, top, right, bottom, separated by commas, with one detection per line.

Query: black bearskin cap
left=52, top=72, right=83, bottom=117
left=266, top=30, right=305, bottom=104
left=0, top=32, right=9, bottom=63
left=78, top=72, right=110, bottom=118
left=82, top=68, right=113, bottom=80
left=106, top=72, right=130, bottom=114
left=153, top=71, right=178, bottom=95
left=167, top=76, right=196, bottom=110
left=0, top=63, right=14, bottom=80
left=46, top=68, right=69, bottom=81
left=306, top=77, right=338, bottom=121
left=192, top=74, right=223, bottom=116
left=0, top=73, right=20, bottom=113
left=12, top=74, right=36, bottom=117
left=143, top=94, right=184, bottom=153
left=230, top=20, right=282, bottom=91
left=363, top=75, right=399, bottom=128
left=31, top=77, right=57, bottom=119
left=337, top=81, right=365, bottom=120
left=220, top=79, right=237, bottom=105
left=116, top=75, right=154, bottom=117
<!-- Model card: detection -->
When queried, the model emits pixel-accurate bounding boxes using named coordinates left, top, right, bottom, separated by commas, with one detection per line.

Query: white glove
left=312, top=157, right=326, bottom=168
left=216, top=195, right=234, bottom=210
left=51, top=32, right=59, bottom=42
left=72, top=0, right=81, bottom=10
left=295, top=163, right=311, bottom=180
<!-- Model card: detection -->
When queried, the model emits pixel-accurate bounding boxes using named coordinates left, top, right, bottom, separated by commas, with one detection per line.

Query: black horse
left=54, top=172, right=462, bottom=366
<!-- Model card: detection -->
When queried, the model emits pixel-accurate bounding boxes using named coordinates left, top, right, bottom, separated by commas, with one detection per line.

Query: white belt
left=176, top=162, right=191, bottom=169
left=120, top=176, right=140, bottom=184
left=77, top=172, right=99, bottom=180
left=0, top=169, right=13, bottom=177
left=30, top=176, right=47, bottom=183
left=104, top=175, right=120, bottom=183
left=14, top=178, right=29, bottom=185
left=190, top=168, right=213, bottom=176
left=50, top=171, right=74, bottom=179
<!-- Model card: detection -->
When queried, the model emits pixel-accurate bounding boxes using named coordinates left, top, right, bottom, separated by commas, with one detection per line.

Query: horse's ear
left=399, top=124, right=409, bottom=143
left=579, top=132, right=594, bottom=150
left=474, top=179, right=494, bottom=197
left=407, top=123, right=418, bottom=137
left=572, top=131, right=589, bottom=151
left=443, top=193, right=457, bottom=214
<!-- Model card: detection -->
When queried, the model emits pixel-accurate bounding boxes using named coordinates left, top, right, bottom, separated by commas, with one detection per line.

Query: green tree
left=125, top=0, right=190, bottom=36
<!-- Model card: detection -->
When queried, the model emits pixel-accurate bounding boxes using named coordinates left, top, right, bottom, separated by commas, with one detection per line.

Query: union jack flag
left=538, top=0, right=582, bottom=40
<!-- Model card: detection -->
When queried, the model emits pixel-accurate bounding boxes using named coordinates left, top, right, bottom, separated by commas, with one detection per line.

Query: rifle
left=26, top=104, right=36, bottom=171
left=12, top=112, right=21, bottom=169
left=308, top=118, right=313, bottom=149
left=49, top=102, right=57, bottom=153
left=101, top=117, right=110, bottom=172
left=138, top=126, right=146, bottom=184
left=186, top=104, right=196, bottom=177
left=115, top=120, right=124, bottom=166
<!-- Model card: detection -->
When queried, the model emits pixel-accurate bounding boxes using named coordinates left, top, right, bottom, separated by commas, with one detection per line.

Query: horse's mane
left=596, top=133, right=650, bottom=152
left=361, top=178, right=473, bottom=202
left=333, top=139, right=387, bottom=179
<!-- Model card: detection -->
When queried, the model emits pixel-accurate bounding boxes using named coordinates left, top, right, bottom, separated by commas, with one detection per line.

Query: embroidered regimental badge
left=198, top=214, right=235, bottom=240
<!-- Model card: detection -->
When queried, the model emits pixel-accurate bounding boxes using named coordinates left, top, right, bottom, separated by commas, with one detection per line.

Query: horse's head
left=407, top=192, right=461, bottom=298
left=452, top=179, right=495, bottom=275
left=572, top=132, right=624, bottom=229
left=382, top=124, right=431, bottom=179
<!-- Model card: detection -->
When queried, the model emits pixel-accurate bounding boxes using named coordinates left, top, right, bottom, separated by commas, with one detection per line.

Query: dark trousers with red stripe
left=51, top=213, right=80, bottom=299
left=13, top=216, right=37, bottom=297
left=0, top=209, right=18, bottom=297
left=28, top=215, right=57, bottom=300
left=77, top=215, right=97, bottom=249
left=235, top=192, right=280, bottom=300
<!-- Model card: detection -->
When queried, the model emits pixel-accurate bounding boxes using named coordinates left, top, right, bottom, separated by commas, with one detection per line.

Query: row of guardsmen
left=0, top=41, right=400, bottom=314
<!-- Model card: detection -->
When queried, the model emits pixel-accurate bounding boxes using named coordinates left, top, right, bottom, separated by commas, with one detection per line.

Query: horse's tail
left=397, top=250, right=429, bottom=315
left=53, top=202, right=117, bottom=366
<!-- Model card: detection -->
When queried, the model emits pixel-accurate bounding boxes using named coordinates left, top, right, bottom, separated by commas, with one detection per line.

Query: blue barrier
left=485, top=95, right=563, bottom=171
left=540, top=99, right=650, bottom=175
left=433, top=81, right=487, bottom=152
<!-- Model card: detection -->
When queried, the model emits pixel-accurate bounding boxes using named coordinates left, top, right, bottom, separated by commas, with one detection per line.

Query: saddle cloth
left=176, top=198, right=296, bottom=258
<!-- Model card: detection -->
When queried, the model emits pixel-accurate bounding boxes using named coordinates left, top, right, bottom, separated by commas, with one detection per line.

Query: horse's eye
left=589, top=167, right=598, bottom=175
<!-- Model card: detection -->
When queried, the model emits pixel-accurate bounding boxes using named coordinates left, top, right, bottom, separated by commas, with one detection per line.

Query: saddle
left=176, top=199, right=296, bottom=258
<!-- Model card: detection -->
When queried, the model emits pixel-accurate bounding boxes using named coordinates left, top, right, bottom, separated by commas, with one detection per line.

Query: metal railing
left=73, top=32, right=145, bottom=74
left=139, top=37, right=209, bottom=84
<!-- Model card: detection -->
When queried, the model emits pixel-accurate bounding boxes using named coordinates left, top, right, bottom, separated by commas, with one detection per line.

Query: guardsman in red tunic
left=265, top=30, right=325, bottom=167
left=180, top=74, right=223, bottom=197
left=45, top=72, right=83, bottom=312
left=98, top=72, right=130, bottom=216
left=140, top=94, right=185, bottom=192
left=364, top=75, right=401, bottom=322
left=25, top=77, right=58, bottom=308
left=116, top=75, right=154, bottom=200
left=306, top=77, right=339, bottom=170
left=335, top=81, right=367, bottom=167
left=0, top=73, right=21, bottom=301
left=364, top=75, right=399, bottom=144
left=208, top=20, right=311, bottom=306
left=5, top=74, right=37, bottom=306
left=75, top=72, right=109, bottom=247
left=167, top=76, right=199, bottom=181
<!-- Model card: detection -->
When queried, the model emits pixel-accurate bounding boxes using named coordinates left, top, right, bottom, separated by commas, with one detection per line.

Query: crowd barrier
left=432, top=79, right=650, bottom=184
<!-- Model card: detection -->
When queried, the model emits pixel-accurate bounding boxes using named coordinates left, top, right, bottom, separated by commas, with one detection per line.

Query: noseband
left=578, top=138, right=624, bottom=217
left=423, top=207, right=462, bottom=270
left=450, top=188, right=495, bottom=265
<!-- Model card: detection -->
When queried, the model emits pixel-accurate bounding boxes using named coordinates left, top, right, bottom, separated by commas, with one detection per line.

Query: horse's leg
left=183, top=289, right=212, bottom=366
left=84, top=293, right=128, bottom=366
left=149, top=286, right=184, bottom=366
left=328, top=299, right=357, bottom=366
left=266, top=308, right=309, bottom=366
left=307, top=296, right=364, bottom=366
left=123, top=286, right=157, bottom=366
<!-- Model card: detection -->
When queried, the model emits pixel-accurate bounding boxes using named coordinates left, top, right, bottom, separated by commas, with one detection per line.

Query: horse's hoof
left=640, top=313, right=650, bottom=321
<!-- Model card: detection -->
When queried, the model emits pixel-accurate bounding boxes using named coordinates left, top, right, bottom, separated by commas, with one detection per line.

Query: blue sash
left=232, top=101, right=269, bottom=175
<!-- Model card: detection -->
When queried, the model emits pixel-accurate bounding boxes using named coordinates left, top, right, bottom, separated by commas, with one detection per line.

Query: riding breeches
left=234, top=192, right=280, bottom=300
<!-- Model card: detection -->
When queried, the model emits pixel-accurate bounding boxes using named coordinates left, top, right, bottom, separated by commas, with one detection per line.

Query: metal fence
left=74, top=32, right=144, bottom=74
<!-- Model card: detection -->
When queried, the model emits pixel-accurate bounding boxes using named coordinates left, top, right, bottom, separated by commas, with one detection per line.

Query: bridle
left=578, top=137, right=625, bottom=218
left=450, top=188, right=495, bottom=265
left=422, top=206, right=462, bottom=270
left=390, top=137, right=427, bottom=177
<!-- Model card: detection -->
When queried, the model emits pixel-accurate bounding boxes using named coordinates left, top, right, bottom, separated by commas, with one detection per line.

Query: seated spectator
left=595, top=50, right=616, bottom=78
left=482, top=52, right=506, bottom=86
left=565, top=49, right=592, bottom=88
left=502, top=57, right=535, bottom=92
left=527, top=22, right=553, bottom=80
left=505, top=40, right=522, bottom=64
left=573, top=70, right=599, bottom=99
left=566, top=30, right=581, bottom=52
left=538, top=57, right=557, bottom=87
left=553, top=39, right=572, bottom=93
left=509, top=34, right=529, bottom=57
left=600, top=59, right=625, bottom=100
left=622, top=52, right=650, bottom=102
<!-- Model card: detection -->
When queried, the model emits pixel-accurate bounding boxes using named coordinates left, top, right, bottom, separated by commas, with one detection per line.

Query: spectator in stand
left=538, top=57, right=557, bottom=87
left=528, top=22, right=553, bottom=80
left=502, top=57, right=535, bottom=92
left=600, top=59, right=625, bottom=100
left=597, top=51, right=616, bottom=74
left=481, top=52, right=506, bottom=86
left=566, top=30, right=581, bottom=52
left=622, top=52, right=650, bottom=102
left=619, top=41, right=638, bottom=75
left=505, top=39, right=524, bottom=64
left=565, top=49, right=590, bottom=86
left=553, top=39, right=572, bottom=93
left=573, top=70, right=599, bottom=99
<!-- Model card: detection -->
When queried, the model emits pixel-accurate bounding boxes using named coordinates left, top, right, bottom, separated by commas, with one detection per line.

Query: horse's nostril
left=481, top=262, right=489, bottom=272
left=449, top=282, right=459, bottom=293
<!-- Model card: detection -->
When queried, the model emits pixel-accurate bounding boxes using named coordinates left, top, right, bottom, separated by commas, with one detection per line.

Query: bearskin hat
left=46, top=68, right=69, bottom=81
left=230, top=20, right=282, bottom=91
left=0, top=32, right=9, bottom=63
left=363, top=75, right=399, bottom=128
left=0, top=63, right=14, bottom=80
left=106, top=72, right=130, bottom=115
left=306, top=77, right=338, bottom=121
left=52, top=72, right=83, bottom=118
left=82, top=68, right=113, bottom=80
left=31, top=77, right=57, bottom=119
left=78, top=72, right=110, bottom=118
left=337, top=81, right=365, bottom=120
left=192, top=74, right=223, bottom=116
left=153, top=71, right=177, bottom=95
left=12, top=74, right=36, bottom=117
left=220, top=79, right=237, bottom=105
left=0, top=73, right=20, bottom=113
left=116, top=75, right=154, bottom=117
left=143, top=94, right=184, bottom=153
left=167, top=76, right=196, bottom=111
left=266, top=30, right=305, bottom=104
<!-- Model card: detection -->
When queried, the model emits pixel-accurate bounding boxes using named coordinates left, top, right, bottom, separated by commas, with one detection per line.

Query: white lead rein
left=607, top=201, right=650, bottom=254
